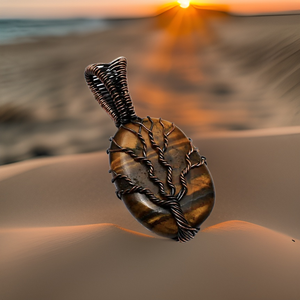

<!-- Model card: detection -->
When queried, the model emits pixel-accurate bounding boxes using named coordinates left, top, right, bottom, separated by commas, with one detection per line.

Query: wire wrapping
left=108, top=117, right=206, bottom=242
left=85, top=57, right=207, bottom=242
left=85, top=57, right=138, bottom=127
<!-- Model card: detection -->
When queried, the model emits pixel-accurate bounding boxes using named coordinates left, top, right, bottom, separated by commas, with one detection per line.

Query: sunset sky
left=1, top=0, right=300, bottom=18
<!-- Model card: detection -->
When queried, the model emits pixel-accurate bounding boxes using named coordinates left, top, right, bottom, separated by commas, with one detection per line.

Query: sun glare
left=178, top=0, right=190, bottom=9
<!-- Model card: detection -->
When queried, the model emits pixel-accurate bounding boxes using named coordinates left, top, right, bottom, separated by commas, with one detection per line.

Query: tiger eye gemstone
left=109, top=117, right=215, bottom=239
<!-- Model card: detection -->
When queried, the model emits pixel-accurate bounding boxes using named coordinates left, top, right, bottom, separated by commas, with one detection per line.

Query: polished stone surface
left=109, top=117, right=215, bottom=239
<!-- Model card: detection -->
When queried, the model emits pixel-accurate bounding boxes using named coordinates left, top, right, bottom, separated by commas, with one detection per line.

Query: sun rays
left=178, top=0, right=190, bottom=8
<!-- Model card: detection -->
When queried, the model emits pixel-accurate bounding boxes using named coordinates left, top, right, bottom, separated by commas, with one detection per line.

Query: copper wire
left=85, top=57, right=138, bottom=127
left=85, top=57, right=206, bottom=242
left=108, top=118, right=205, bottom=242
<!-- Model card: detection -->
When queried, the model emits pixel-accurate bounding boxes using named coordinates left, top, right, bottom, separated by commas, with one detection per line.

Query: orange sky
left=0, top=0, right=300, bottom=18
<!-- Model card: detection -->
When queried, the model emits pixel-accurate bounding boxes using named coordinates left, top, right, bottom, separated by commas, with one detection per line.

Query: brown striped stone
left=109, top=117, right=215, bottom=239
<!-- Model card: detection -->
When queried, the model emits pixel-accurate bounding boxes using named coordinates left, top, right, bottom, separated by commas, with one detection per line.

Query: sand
left=1, top=128, right=300, bottom=300
left=1, top=11, right=300, bottom=164
left=1, top=8, right=300, bottom=300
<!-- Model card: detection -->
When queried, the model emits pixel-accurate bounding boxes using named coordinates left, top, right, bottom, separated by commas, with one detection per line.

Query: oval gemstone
left=109, top=117, right=215, bottom=239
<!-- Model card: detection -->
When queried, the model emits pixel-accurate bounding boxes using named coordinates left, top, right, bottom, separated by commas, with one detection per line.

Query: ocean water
left=0, top=18, right=109, bottom=44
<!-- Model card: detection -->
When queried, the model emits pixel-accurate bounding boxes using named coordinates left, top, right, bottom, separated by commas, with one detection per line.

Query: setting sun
left=178, top=0, right=190, bottom=9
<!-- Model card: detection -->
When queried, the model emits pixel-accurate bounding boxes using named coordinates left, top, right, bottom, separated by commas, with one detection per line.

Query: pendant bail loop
left=85, top=56, right=138, bottom=127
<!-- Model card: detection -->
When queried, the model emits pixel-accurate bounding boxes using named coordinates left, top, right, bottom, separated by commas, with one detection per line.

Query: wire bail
left=85, top=57, right=138, bottom=127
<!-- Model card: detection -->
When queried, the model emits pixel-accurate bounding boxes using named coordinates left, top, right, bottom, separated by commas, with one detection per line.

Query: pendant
left=85, top=57, right=215, bottom=242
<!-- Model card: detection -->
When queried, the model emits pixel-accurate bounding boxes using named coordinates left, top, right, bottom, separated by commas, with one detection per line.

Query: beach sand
left=1, top=8, right=300, bottom=300
left=1, top=11, right=300, bottom=164
left=1, top=128, right=300, bottom=300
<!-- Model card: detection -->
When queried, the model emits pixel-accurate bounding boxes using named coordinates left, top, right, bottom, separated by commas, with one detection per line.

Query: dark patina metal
left=85, top=57, right=215, bottom=242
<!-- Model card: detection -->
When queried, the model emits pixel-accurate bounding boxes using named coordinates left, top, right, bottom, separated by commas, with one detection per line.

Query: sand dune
left=0, top=223, right=154, bottom=265
left=1, top=128, right=300, bottom=299
left=1, top=128, right=299, bottom=238
left=0, top=221, right=299, bottom=300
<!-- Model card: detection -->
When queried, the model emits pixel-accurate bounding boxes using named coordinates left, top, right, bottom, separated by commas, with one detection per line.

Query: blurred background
left=1, top=0, right=300, bottom=165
